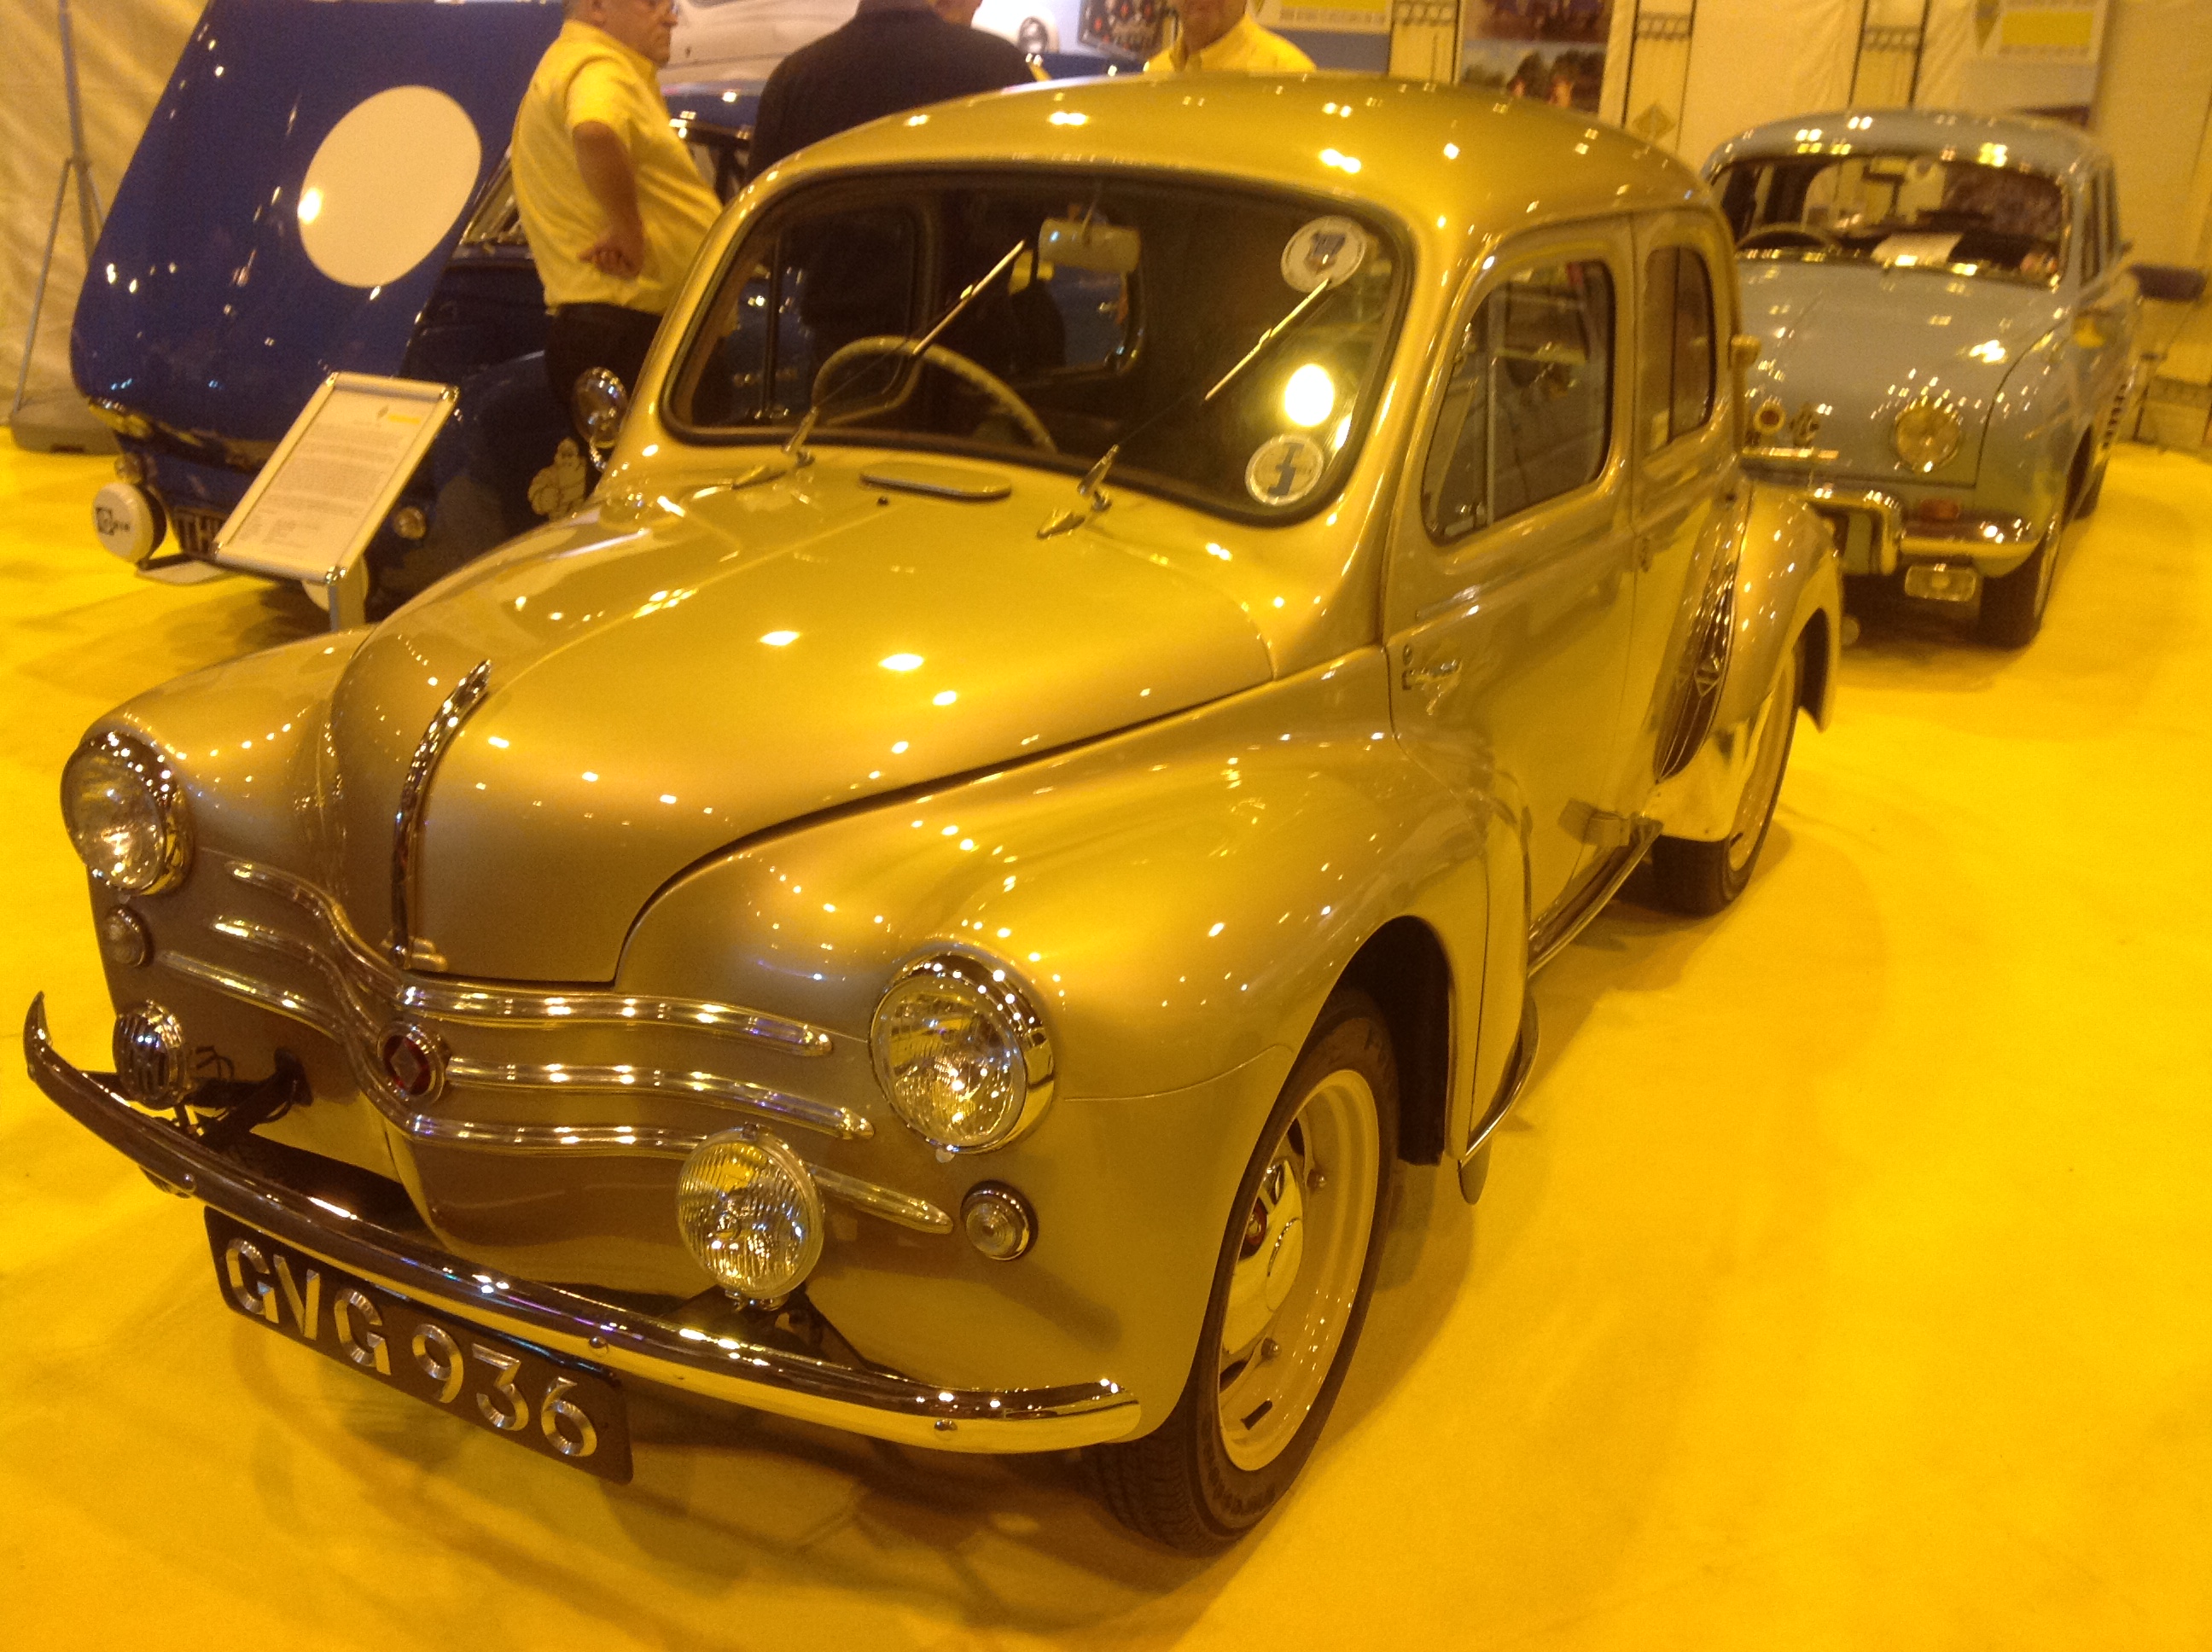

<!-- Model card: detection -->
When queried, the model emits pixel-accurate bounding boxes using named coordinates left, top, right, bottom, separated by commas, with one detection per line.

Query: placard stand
left=214, top=373, right=457, bottom=630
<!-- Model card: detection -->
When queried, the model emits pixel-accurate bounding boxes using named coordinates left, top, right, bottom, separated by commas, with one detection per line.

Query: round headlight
left=676, top=1126, right=824, bottom=1302
left=61, top=730, right=191, bottom=894
left=1893, top=400, right=1962, bottom=472
left=870, top=955, right=1054, bottom=1153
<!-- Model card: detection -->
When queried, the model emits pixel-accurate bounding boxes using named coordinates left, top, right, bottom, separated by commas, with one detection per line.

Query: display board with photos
left=1462, top=0, right=1612, bottom=113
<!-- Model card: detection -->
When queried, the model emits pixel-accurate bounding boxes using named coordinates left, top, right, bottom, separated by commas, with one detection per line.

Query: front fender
left=611, top=649, right=1491, bottom=1422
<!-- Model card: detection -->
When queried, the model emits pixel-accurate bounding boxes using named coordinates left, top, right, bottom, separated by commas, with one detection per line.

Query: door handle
left=1401, top=657, right=1460, bottom=691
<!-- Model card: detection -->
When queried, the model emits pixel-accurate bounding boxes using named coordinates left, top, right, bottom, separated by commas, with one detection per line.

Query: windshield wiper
left=785, top=238, right=1028, bottom=465
left=1203, top=276, right=1338, bottom=406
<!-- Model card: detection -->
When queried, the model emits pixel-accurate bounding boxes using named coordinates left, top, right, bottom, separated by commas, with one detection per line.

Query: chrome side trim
left=389, top=660, right=492, bottom=967
left=224, top=859, right=834, bottom=1056
left=24, top=997, right=1133, bottom=1451
left=1464, top=990, right=1539, bottom=1160
left=441, top=1056, right=870, bottom=1141
left=807, top=1165, right=956, bottom=1235
left=1528, top=816, right=1663, bottom=972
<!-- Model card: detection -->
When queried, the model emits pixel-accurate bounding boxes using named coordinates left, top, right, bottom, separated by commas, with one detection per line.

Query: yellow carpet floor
left=2, top=440, right=2208, bottom=1649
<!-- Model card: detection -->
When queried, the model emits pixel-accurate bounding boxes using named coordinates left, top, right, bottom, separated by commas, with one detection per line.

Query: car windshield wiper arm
left=1203, top=277, right=1337, bottom=405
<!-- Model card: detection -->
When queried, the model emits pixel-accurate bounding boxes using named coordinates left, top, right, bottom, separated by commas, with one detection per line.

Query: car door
left=1386, top=219, right=1638, bottom=932
left=2070, top=166, right=2137, bottom=461
left=1620, top=213, right=1737, bottom=789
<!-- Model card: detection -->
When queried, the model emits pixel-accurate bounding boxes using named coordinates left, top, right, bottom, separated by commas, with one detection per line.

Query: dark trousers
left=545, top=303, right=663, bottom=439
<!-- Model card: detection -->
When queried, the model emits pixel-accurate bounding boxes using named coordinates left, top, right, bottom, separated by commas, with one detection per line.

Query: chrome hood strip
left=223, top=858, right=834, bottom=1055
left=391, top=660, right=492, bottom=968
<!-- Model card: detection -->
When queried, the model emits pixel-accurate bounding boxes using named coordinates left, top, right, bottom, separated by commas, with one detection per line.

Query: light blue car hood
left=1738, top=259, right=2071, bottom=486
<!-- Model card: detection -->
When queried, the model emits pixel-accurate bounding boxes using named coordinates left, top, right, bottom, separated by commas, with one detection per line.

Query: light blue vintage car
left=1705, top=110, right=2138, bottom=645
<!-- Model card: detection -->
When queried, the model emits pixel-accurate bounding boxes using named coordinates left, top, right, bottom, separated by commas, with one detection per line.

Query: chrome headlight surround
left=61, top=729, right=193, bottom=895
left=870, top=954, right=1055, bottom=1154
left=1893, top=397, right=1963, bottom=473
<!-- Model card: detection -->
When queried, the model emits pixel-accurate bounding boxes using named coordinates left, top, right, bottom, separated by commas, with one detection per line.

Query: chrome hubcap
left=1216, top=1069, right=1378, bottom=1472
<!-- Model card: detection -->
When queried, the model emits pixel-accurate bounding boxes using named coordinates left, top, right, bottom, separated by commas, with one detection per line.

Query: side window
left=2081, top=176, right=2104, bottom=281
left=1636, top=245, right=1716, bottom=452
left=2104, top=169, right=2122, bottom=265
left=669, top=206, right=917, bottom=428
left=1422, top=259, right=1615, bottom=543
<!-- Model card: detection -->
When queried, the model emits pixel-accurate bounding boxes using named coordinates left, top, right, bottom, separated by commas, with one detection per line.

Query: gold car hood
left=327, top=462, right=1276, bottom=983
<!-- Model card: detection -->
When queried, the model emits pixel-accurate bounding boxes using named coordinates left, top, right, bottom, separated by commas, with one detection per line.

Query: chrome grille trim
left=222, top=858, right=834, bottom=1055
left=153, top=956, right=938, bottom=1230
left=441, top=1058, right=870, bottom=1140
left=194, top=907, right=869, bottom=1140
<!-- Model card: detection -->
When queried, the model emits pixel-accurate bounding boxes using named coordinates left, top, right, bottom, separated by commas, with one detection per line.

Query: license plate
left=204, top=1210, right=632, bottom=1483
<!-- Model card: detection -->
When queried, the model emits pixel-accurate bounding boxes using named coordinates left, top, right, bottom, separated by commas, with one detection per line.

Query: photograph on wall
left=1460, top=1, right=1612, bottom=111
left=1080, top=0, right=1167, bottom=55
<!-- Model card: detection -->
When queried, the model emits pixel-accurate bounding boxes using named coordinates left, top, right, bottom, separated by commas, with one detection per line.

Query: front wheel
left=1649, top=640, right=1801, bottom=916
left=1092, top=990, right=1398, bottom=1550
left=1977, top=528, right=2054, bottom=648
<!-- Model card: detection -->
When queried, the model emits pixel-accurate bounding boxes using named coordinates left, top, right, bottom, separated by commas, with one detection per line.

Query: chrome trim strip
left=806, top=1164, right=956, bottom=1235
left=441, top=1057, right=871, bottom=1141
left=390, top=660, right=492, bottom=967
left=160, top=951, right=344, bottom=1041
left=23, top=997, right=1133, bottom=1451
left=223, top=859, right=835, bottom=1056
left=1528, top=817, right=1663, bottom=972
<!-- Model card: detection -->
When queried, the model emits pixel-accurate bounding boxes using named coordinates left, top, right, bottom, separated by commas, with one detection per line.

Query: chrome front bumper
left=23, top=996, right=1141, bottom=1454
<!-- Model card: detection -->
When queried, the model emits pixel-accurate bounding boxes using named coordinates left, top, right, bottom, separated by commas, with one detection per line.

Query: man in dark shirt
left=746, top=0, right=1036, bottom=178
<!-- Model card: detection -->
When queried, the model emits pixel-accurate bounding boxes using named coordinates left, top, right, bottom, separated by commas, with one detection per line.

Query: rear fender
left=1649, top=486, right=1838, bottom=841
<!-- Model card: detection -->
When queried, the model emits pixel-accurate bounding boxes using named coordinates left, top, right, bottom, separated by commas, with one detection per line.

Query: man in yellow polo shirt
left=1146, top=0, right=1314, bottom=72
left=512, top=0, right=721, bottom=433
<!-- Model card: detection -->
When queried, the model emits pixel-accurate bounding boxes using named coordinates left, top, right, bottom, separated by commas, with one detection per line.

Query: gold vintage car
left=28, top=77, right=1841, bottom=1548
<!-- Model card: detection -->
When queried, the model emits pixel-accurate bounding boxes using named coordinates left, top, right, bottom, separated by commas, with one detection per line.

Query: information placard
left=215, top=372, right=457, bottom=626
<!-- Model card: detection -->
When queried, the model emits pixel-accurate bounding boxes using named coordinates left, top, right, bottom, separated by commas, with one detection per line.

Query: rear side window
left=2081, top=175, right=2104, bottom=281
left=1638, top=245, right=1715, bottom=451
left=1423, top=259, right=1615, bottom=543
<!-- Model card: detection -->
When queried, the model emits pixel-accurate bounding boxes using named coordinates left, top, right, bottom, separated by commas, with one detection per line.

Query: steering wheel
left=1740, top=222, right=1843, bottom=253
left=811, top=337, right=1057, bottom=453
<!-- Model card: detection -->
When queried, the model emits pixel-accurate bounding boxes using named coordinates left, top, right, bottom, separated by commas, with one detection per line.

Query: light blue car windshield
left=1711, top=153, right=2066, bottom=284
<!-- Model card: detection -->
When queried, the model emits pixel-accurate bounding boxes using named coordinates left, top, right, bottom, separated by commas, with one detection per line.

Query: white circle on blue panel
left=1282, top=216, right=1367, bottom=292
left=298, top=86, right=481, bottom=288
left=1246, top=433, right=1328, bottom=506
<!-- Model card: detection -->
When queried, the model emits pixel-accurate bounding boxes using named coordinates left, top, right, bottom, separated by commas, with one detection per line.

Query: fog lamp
left=1902, top=562, right=1981, bottom=603
left=1894, top=400, right=1962, bottom=472
left=677, top=1127, right=824, bottom=1302
left=61, top=730, right=192, bottom=894
left=870, top=955, right=1054, bottom=1152
left=114, top=1003, right=189, bottom=1108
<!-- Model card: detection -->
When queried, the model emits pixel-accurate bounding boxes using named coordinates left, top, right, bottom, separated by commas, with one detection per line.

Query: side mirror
left=573, top=368, right=630, bottom=457
left=1729, top=333, right=1762, bottom=447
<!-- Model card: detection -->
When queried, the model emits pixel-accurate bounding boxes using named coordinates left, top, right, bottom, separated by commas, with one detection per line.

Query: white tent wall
left=1674, top=0, right=1860, bottom=175
left=1, top=0, right=198, bottom=412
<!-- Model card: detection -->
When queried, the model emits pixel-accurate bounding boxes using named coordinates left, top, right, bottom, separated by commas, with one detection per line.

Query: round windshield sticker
left=1246, top=433, right=1328, bottom=506
left=1282, top=217, right=1367, bottom=292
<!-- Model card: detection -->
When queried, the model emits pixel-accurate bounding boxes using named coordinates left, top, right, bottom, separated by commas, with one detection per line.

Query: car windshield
left=665, top=170, right=1406, bottom=520
left=1710, top=152, right=2067, bottom=284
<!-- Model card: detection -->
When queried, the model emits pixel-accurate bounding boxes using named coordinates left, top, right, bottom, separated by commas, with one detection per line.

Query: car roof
left=757, top=73, right=1707, bottom=255
left=1706, top=108, right=2108, bottom=182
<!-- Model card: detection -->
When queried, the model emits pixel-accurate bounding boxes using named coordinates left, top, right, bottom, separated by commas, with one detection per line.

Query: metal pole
left=9, top=166, right=75, bottom=420
left=59, top=0, right=103, bottom=253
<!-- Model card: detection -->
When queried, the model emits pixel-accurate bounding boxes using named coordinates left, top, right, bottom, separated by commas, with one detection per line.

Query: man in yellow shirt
left=512, top=0, right=721, bottom=431
left=1145, top=0, right=1314, bottom=72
